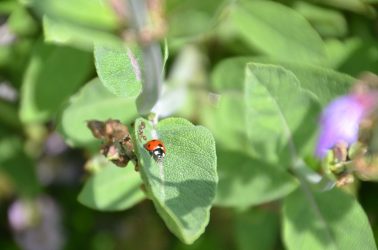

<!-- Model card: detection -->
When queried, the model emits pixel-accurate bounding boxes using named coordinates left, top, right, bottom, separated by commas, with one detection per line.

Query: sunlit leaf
left=134, top=117, right=217, bottom=244
left=58, top=78, right=137, bottom=146
left=94, top=43, right=143, bottom=98
left=244, top=63, right=320, bottom=166
left=231, top=1, right=326, bottom=64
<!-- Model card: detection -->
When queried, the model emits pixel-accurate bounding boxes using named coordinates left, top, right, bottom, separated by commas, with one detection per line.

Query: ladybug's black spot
left=158, top=143, right=163, bottom=147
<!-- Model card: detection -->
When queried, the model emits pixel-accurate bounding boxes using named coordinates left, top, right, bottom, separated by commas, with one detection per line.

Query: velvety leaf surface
left=94, top=43, right=143, bottom=98
left=134, top=117, right=217, bottom=244
left=244, top=63, right=321, bottom=166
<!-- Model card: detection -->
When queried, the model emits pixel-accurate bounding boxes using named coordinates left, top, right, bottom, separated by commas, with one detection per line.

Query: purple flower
left=315, top=93, right=377, bottom=158
left=8, top=196, right=64, bottom=250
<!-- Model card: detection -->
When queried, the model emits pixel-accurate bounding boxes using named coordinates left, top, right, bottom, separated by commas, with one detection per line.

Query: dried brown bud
left=87, top=119, right=137, bottom=168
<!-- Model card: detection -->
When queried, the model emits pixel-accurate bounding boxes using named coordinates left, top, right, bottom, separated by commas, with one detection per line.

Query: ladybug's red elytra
left=144, top=139, right=166, bottom=162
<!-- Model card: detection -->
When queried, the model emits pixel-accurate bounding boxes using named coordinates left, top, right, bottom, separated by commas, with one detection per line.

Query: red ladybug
left=144, top=139, right=166, bottom=162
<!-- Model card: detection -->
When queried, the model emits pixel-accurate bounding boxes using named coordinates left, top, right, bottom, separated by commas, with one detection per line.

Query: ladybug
left=144, top=139, right=166, bottom=162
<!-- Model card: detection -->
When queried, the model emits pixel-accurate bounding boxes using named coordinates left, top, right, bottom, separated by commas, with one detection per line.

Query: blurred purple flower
left=316, top=93, right=377, bottom=158
left=8, top=196, right=64, bottom=250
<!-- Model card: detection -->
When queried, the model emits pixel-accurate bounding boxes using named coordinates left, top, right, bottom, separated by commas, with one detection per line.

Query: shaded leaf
left=214, top=149, right=297, bottom=208
left=283, top=187, right=377, bottom=250
left=20, top=41, right=92, bottom=123
left=307, top=0, right=375, bottom=16
left=235, top=209, right=280, bottom=250
left=0, top=135, right=40, bottom=197
left=78, top=156, right=144, bottom=211
left=294, top=2, right=347, bottom=38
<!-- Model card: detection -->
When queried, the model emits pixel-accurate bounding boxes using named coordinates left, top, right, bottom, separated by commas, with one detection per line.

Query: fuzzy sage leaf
left=134, top=117, right=217, bottom=244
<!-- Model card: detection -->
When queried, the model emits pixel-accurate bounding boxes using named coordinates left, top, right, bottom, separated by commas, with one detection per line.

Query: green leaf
left=19, top=41, right=92, bottom=123
left=0, top=135, right=40, bottom=197
left=7, top=5, right=39, bottom=37
left=234, top=209, right=280, bottom=250
left=211, top=57, right=248, bottom=91
left=58, top=78, right=138, bottom=146
left=259, top=59, right=355, bottom=106
left=212, top=57, right=355, bottom=106
left=336, top=40, right=378, bottom=76
left=244, top=63, right=320, bottom=166
left=0, top=1, right=18, bottom=14
left=43, top=16, right=122, bottom=50
left=214, top=149, right=297, bottom=208
left=201, top=94, right=247, bottom=153
left=294, top=2, right=347, bottom=38
left=231, top=1, right=326, bottom=64
left=324, top=38, right=361, bottom=69
left=283, top=188, right=377, bottom=250
left=134, top=117, right=217, bottom=244
left=0, top=100, right=21, bottom=129
left=31, top=0, right=118, bottom=31
left=202, top=58, right=261, bottom=153
left=35, top=0, right=121, bottom=49
left=307, top=0, right=375, bottom=16
left=166, top=0, right=224, bottom=49
left=78, top=156, right=145, bottom=211
left=205, top=57, right=353, bottom=155
left=244, top=57, right=355, bottom=106
left=94, top=43, right=143, bottom=98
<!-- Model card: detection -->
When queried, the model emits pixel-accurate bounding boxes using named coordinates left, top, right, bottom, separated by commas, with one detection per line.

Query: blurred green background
left=1, top=0, right=378, bottom=249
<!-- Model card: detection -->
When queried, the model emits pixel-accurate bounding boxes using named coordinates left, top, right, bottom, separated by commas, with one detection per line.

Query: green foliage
left=35, top=0, right=121, bottom=49
left=244, top=63, right=320, bottom=166
left=78, top=156, right=145, bottom=211
left=283, top=188, right=377, bottom=250
left=294, top=2, right=347, bottom=38
left=42, top=16, right=122, bottom=50
left=58, top=78, right=137, bottom=146
left=1, top=0, right=378, bottom=249
left=134, top=117, right=217, bottom=244
left=214, top=149, right=297, bottom=208
left=0, top=135, right=40, bottom=197
left=231, top=1, right=326, bottom=64
left=20, top=41, right=92, bottom=123
left=94, top=43, right=143, bottom=98
left=234, top=209, right=280, bottom=250
left=205, top=57, right=354, bottom=154
left=31, top=0, right=118, bottom=30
